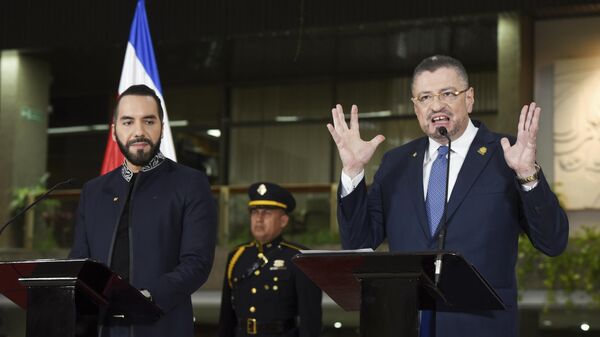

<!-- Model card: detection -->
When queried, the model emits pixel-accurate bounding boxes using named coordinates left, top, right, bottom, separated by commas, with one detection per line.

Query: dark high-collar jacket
left=70, top=157, right=217, bottom=337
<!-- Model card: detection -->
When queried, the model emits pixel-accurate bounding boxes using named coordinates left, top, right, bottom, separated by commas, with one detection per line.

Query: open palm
left=326, top=104, right=385, bottom=178
left=500, top=103, right=540, bottom=177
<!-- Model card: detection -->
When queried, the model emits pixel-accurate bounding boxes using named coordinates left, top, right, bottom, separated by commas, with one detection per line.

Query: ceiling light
left=275, top=116, right=300, bottom=122
left=207, top=129, right=221, bottom=137
left=581, top=323, right=590, bottom=332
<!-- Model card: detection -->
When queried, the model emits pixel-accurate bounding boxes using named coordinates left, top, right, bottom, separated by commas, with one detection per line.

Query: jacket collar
left=254, top=235, right=284, bottom=251
left=121, top=152, right=166, bottom=182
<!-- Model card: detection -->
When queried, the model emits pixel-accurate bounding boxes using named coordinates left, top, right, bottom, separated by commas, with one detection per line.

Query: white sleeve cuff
left=340, top=170, right=365, bottom=197
left=521, top=181, right=539, bottom=192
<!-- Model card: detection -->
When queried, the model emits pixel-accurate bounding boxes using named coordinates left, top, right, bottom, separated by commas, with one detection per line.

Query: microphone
left=0, top=178, right=76, bottom=236
left=434, top=127, right=451, bottom=285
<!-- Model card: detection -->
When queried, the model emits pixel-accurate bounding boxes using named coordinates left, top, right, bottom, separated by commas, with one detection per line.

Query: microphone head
left=438, top=127, right=448, bottom=136
left=58, top=178, right=77, bottom=188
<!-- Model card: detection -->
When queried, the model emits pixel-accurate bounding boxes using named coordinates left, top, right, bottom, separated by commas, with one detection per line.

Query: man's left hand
left=500, top=102, right=540, bottom=178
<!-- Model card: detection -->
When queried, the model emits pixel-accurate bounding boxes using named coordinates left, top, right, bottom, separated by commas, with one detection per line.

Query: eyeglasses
left=411, top=88, right=470, bottom=106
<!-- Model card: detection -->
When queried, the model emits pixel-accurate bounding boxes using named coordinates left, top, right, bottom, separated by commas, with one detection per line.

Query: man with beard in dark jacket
left=70, top=84, right=217, bottom=337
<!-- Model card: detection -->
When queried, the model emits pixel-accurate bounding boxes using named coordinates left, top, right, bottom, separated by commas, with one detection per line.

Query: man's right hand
left=326, top=104, right=385, bottom=178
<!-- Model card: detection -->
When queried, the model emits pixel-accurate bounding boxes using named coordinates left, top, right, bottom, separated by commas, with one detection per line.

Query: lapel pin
left=477, top=146, right=487, bottom=156
left=113, top=196, right=119, bottom=203
left=412, top=152, right=417, bottom=158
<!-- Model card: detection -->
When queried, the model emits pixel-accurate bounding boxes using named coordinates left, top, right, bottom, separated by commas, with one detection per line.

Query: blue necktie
left=420, top=145, right=448, bottom=337
left=425, top=145, right=449, bottom=236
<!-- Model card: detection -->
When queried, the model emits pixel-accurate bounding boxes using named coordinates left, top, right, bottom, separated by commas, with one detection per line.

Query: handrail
left=46, top=183, right=336, bottom=197
left=16, top=183, right=340, bottom=249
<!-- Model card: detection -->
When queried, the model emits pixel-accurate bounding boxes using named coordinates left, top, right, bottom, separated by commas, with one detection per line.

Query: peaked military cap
left=248, top=182, right=296, bottom=213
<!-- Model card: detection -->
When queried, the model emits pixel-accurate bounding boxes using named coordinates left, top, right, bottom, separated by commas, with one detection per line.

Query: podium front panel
left=293, top=251, right=504, bottom=311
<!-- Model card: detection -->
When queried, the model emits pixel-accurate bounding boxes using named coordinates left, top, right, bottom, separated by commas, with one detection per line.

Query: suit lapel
left=445, top=124, right=496, bottom=222
left=102, top=171, right=130, bottom=265
left=102, top=172, right=129, bottom=220
left=406, top=138, right=431, bottom=240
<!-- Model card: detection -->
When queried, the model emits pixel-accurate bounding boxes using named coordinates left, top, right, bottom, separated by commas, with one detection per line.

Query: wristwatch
left=517, top=163, right=541, bottom=184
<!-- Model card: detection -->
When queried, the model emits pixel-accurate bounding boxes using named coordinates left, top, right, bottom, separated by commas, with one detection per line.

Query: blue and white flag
left=102, top=0, right=176, bottom=174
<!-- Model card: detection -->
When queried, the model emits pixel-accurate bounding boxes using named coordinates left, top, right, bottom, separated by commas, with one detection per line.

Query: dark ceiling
left=2, top=0, right=600, bottom=106
left=2, top=0, right=600, bottom=50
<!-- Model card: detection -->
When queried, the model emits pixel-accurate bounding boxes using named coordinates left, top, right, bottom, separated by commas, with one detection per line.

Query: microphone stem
left=439, top=137, right=452, bottom=250
left=0, top=179, right=72, bottom=235
left=435, top=135, right=451, bottom=286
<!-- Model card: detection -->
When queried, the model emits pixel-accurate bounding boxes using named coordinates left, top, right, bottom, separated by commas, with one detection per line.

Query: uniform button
left=273, top=285, right=279, bottom=291
left=233, top=277, right=238, bottom=282
left=264, top=285, right=270, bottom=290
left=266, top=243, right=272, bottom=248
left=254, top=270, right=261, bottom=276
left=249, top=306, right=256, bottom=313
left=273, top=277, right=278, bottom=282
left=251, top=288, right=257, bottom=294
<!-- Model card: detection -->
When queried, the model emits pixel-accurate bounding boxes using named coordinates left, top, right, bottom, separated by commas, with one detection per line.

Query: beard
left=115, top=134, right=162, bottom=167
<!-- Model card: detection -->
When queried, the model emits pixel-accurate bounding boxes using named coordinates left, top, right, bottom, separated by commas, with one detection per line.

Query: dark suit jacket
left=338, top=121, right=569, bottom=337
left=70, top=159, right=217, bottom=337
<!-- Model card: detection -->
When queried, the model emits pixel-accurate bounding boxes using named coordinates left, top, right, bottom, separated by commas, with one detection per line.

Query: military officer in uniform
left=218, top=182, right=322, bottom=337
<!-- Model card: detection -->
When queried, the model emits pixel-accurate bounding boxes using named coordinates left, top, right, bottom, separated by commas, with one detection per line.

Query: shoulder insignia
left=280, top=241, right=305, bottom=251
left=227, top=242, right=253, bottom=288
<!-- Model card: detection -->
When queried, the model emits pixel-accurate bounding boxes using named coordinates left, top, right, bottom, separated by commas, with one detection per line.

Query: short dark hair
left=411, top=55, right=469, bottom=93
left=113, top=84, right=164, bottom=123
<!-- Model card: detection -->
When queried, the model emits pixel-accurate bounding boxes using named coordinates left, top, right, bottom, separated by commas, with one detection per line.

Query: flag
left=100, top=0, right=176, bottom=175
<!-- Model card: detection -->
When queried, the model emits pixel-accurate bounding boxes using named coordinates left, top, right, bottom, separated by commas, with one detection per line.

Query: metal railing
left=5, top=183, right=340, bottom=251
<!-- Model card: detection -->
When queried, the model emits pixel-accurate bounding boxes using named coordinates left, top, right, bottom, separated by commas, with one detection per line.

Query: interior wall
left=228, top=71, right=498, bottom=186
left=535, top=16, right=600, bottom=230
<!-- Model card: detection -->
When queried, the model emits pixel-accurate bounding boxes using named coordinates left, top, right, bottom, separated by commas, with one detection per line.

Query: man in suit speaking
left=326, top=55, right=568, bottom=337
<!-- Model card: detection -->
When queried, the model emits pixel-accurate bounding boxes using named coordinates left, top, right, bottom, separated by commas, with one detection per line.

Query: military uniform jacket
left=70, top=157, right=217, bottom=337
left=218, top=236, right=322, bottom=337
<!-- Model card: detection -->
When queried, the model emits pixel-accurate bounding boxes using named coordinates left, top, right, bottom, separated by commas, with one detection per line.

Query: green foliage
left=10, top=173, right=59, bottom=212
left=286, top=224, right=340, bottom=247
left=517, top=226, right=600, bottom=307
left=9, top=173, right=62, bottom=251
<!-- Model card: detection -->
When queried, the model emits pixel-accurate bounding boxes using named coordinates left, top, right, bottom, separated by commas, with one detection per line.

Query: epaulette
left=227, top=242, right=254, bottom=288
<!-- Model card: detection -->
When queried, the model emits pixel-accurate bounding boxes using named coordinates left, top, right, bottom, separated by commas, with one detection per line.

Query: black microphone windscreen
left=438, top=127, right=448, bottom=136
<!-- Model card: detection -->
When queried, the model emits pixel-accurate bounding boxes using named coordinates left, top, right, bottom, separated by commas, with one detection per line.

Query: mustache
left=126, top=137, right=153, bottom=147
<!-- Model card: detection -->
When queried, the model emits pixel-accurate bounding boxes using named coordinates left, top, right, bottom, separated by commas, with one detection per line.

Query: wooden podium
left=293, top=251, right=504, bottom=337
left=0, top=259, right=162, bottom=337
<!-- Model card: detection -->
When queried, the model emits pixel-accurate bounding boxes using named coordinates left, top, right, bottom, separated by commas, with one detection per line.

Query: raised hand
left=326, top=104, right=385, bottom=178
left=500, top=102, right=540, bottom=178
